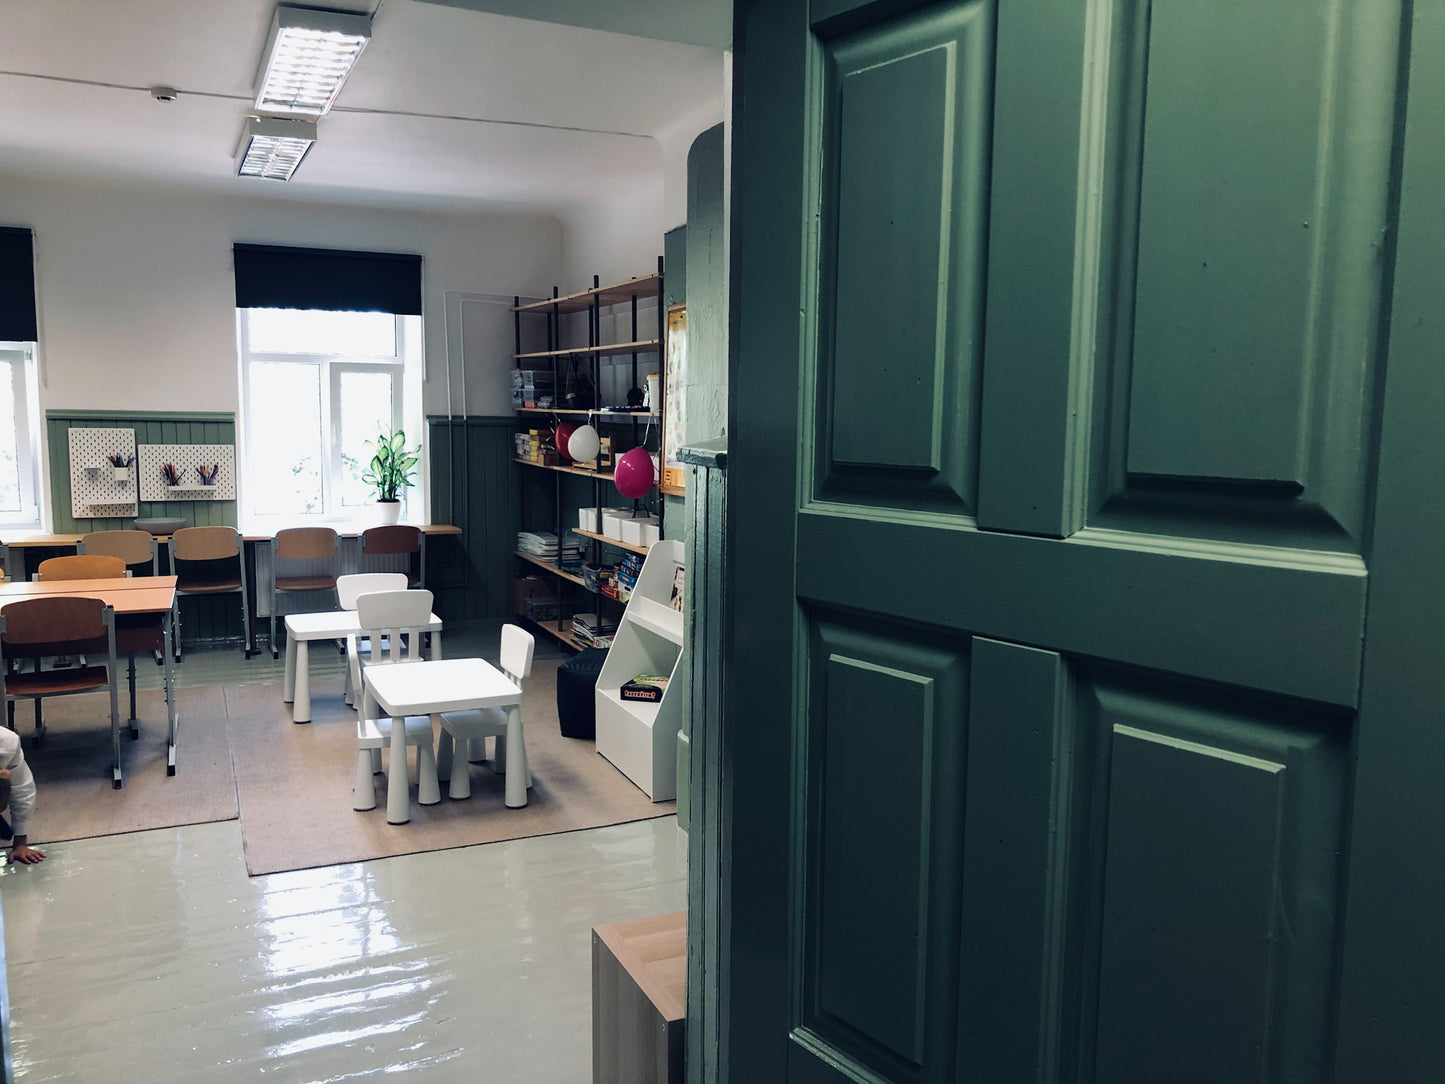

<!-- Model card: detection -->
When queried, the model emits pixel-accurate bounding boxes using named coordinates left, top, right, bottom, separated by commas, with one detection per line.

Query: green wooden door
left=721, top=1, right=1445, bottom=1081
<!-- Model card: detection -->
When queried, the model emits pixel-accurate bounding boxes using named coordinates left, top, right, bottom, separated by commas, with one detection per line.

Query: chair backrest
left=336, top=572, right=409, bottom=610
left=354, top=589, right=434, bottom=650
left=274, top=527, right=339, bottom=562
left=171, top=525, right=241, bottom=562
left=1, top=595, right=111, bottom=655
left=37, top=554, right=126, bottom=581
left=361, top=525, right=421, bottom=557
left=78, top=529, right=157, bottom=568
left=499, top=624, right=536, bottom=686
left=347, top=588, right=435, bottom=698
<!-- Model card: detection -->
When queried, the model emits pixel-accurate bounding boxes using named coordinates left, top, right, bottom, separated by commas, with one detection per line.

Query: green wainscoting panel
left=46, top=410, right=241, bottom=645
left=46, top=411, right=238, bottom=534
left=427, top=415, right=520, bottom=622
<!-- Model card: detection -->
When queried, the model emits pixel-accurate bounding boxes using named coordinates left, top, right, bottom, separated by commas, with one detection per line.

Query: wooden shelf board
left=530, top=617, right=588, bottom=651
left=660, top=483, right=685, bottom=498
left=513, top=458, right=615, bottom=482
left=513, top=273, right=663, bottom=316
left=514, top=551, right=586, bottom=586
left=515, top=408, right=659, bottom=423
left=513, top=338, right=661, bottom=361
left=573, top=528, right=651, bottom=556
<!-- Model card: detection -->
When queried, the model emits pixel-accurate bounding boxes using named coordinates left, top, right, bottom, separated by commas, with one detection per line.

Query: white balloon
left=568, top=423, right=600, bottom=463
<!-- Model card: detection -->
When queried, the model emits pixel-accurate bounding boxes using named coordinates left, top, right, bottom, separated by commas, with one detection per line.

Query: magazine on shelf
left=669, top=563, right=685, bottom=612
left=620, top=674, right=671, bottom=703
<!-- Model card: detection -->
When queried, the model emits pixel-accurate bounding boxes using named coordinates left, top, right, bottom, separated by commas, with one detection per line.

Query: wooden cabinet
left=592, top=910, right=686, bottom=1084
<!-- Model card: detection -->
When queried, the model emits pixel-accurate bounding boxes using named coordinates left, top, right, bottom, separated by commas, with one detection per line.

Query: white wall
left=0, top=174, right=565, bottom=419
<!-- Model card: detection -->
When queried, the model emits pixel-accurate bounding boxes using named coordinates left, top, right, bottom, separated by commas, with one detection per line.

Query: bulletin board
left=67, top=427, right=138, bottom=519
left=661, top=304, right=687, bottom=496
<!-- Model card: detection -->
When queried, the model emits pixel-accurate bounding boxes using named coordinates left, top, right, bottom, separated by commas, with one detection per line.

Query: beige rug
left=226, top=658, right=676, bottom=876
left=23, top=685, right=238, bottom=844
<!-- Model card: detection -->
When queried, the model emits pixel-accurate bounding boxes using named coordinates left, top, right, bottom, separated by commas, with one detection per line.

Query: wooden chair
left=169, top=527, right=251, bottom=662
left=435, top=624, right=536, bottom=800
left=36, top=554, right=126, bottom=581
left=36, top=552, right=159, bottom=726
left=78, top=530, right=159, bottom=576
left=347, top=588, right=440, bottom=812
left=270, top=527, right=339, bottom=659
left=0, top=540, right=10, bottom=582
left=360, top=525, right=425, bottom=588
left=0, top=596, right=126, bottom=787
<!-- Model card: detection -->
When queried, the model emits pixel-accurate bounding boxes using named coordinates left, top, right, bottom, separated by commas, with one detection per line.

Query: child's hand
left=8, top=844, right=44, bottom=865
left=0, top=768, right=11, bottom=780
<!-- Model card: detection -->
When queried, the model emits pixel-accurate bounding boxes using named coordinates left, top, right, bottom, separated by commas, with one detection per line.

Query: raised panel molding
left=807, top=0, right=992, bottom=516
left=1088, top=0, right=1404, bottom=552
left=1081, top=670, right=1350, bottom=1084
left=795, top=611, right=968, bottom=1080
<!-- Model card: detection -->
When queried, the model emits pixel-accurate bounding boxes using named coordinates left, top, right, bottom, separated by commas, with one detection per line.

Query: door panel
left=816, top=3, right=991, bottom=512
left=798, top=614, right=968, bottom=1081
left=1086, top=673, right=1348, bottom=1084
left=1097, top=0, right=1404, bottom=551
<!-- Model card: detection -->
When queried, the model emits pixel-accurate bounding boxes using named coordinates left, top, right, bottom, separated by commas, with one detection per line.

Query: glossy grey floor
left=0, top=624, right=687, bottom=1082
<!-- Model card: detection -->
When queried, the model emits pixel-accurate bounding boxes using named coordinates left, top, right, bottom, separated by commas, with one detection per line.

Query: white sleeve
left=7, top=756, right=35, bottom=839
left=0, top=729, right=35, bottom=839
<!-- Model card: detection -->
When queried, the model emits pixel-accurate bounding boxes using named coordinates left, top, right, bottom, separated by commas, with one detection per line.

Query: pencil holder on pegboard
left=138, top=444, right=237, bottom=501
left=68, top=427, right=138, bottom=519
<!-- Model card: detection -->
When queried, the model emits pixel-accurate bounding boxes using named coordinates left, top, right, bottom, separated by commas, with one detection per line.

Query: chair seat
left=358, top=714, right=435, bottom=749
left=176, top=577, right=243, bottom=594
left=276, top=575, right=338, bottom=592
left=5, top=666, right=110, bottom=697
left=438, top=706, right=509, bottom=740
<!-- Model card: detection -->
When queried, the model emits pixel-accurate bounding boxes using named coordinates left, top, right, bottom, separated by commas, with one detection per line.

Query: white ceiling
left=0, top=0, right=728, bottom=215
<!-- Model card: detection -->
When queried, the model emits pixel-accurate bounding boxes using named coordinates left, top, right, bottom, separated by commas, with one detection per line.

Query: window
left=237, top=308, right=423, bottom=523
left=0, top=342, right=41, bottom=528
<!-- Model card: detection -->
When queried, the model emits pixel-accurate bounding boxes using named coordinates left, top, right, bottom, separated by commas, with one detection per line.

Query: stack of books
left=572, top=611, right=619, bottom=648
left=616, top=552, right=645, bottom=601
left=517, top=531, right=559, bottom=560
left=557, top=531, right=585, bottom=571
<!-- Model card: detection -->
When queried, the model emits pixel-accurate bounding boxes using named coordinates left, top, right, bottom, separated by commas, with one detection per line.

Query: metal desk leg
left=503, top=705, right=528, bottom=808
left=163, top=611, right=179, bottom=776
left=292, top=640, right=311, bottom=723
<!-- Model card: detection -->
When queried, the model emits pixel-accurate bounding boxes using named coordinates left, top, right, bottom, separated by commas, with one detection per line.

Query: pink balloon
left=613, top=446, right=655, bottom=499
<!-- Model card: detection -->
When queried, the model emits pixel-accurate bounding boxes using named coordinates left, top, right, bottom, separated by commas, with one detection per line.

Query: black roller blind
left=233, top=243, right=422, bottom=314
left=0, top=227, right=38, bottom=341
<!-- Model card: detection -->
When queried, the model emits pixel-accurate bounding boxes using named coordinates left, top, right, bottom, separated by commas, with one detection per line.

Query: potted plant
left=362, top=428, right=420, bottom=525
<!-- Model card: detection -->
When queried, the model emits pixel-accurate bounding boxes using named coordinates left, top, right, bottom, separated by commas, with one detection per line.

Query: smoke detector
left=149, top=86, right=179, bottom=103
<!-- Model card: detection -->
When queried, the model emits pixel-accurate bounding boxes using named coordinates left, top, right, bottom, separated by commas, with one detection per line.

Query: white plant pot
left=378, top=500, right=402, bottom=525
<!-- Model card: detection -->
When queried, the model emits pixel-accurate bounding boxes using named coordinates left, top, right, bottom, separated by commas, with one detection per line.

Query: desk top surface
left=3, top=525, right=460, bottom=548
left=0, top=576, right=177, bottom=613
left=363, top=657, right=519, bottom=715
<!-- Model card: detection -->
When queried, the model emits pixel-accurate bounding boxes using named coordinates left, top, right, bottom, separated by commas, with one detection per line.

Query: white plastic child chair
left=350, top=588, right=440, bottom=813
left=335, top=573, right=409, bottom=705
left=435, top=624, right=536, bottom=800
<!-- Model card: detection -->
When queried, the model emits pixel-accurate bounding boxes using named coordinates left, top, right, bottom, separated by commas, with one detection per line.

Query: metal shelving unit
left=512, top=258, right=665, bottom=652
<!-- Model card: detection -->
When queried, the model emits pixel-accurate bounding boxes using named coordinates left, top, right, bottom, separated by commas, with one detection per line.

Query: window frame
left=237, top=309, right=419, bottom=528
left=0, top=342, right=43, bottom=530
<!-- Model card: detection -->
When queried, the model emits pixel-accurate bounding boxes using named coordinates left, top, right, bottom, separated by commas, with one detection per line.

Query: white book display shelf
left=595, top=538, right=685, bottom=801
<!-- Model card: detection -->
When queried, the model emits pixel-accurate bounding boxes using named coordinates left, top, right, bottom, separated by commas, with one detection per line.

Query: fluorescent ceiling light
left=235, top=116, right=317, bottom=181
left=254, top=5, right=371, bottom=116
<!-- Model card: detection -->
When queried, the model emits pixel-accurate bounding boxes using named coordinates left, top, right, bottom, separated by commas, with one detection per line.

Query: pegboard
left=138, top=444, right=237, bottom=501
left=68, top=427, right=138, bottom=519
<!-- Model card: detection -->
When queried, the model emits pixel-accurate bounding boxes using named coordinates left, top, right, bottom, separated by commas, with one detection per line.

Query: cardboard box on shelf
left=511, top=575, right=554, bottom=617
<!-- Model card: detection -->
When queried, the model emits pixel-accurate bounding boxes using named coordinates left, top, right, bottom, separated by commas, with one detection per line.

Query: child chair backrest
left=499, top=624, right=536, bottom=686
left=37, top=554, right=126, bottom=581
left=336, top=573, right=409, bottom=610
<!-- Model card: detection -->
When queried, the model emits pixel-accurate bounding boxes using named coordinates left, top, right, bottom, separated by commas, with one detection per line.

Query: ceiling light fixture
left=254, top=4, right=371, bottom=117
left=235, top=115, right=317, bottom=181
